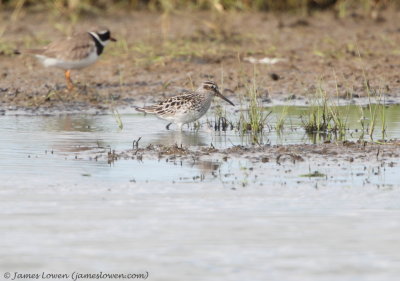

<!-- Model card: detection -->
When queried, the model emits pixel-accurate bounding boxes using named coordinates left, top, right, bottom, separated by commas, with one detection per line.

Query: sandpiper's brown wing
left=136, top=92, right=199, bottom=117
left=27, top=32, right=96, bottom=61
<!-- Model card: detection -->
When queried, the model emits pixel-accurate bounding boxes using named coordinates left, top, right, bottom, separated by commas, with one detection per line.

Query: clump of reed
left=238, top=80, right=268, bottom=133
left=302, top=72, right=390, bottom=143
left=236, top=73, right=271, bottom=144
left=358, top=82, right=387, bottom=141
left=302, top=84, right=348, bottom=139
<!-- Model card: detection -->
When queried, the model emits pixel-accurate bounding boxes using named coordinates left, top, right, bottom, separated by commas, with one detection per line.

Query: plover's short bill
left=135, top=81, right=235, bottom=130
left=22, top=27, right=116, bottom=90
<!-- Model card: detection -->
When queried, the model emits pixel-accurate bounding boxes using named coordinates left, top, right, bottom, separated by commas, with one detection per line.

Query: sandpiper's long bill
left=22, top=27, right=116, bottom=90
left=135, top=81, right=234, bottom=130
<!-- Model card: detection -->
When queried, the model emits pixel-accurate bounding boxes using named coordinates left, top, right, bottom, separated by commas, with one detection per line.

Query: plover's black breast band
left=88, top=33, right=104, bottom=56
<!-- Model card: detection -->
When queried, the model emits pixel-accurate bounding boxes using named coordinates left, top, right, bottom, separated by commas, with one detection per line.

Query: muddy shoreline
left=102, top=140, right=400, bottom=164
left=1, top=10, right=400, bottom=111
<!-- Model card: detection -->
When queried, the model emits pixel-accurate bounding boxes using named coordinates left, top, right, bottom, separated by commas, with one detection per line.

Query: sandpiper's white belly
left=35, top=51, right=98, bottom=70
left=163, top=98, right=212, bottom=125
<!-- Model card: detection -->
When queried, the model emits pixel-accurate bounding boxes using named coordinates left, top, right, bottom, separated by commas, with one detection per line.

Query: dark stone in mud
left=269, top=73, right=280, bottom=81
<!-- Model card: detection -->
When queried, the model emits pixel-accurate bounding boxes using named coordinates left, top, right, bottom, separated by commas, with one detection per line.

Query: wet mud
left=1, top=10, right=400, bottom=112
left=102, top=140, right=400, bottom=165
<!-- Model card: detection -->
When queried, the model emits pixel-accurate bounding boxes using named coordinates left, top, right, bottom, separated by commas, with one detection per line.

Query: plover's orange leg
left=64, top=70, right=74, bottom=91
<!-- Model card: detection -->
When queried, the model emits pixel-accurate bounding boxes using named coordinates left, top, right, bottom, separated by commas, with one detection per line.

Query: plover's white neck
left=88, top=31, right=108, bottom=46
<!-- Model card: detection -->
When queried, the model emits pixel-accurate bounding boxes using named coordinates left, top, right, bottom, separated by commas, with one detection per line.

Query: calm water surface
left=1, top=105, right=400, bottom=280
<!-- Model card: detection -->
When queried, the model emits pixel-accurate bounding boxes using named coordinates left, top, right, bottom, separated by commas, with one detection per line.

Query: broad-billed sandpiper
left=21, top=27, right=116, bottom=90
left=135, top=81, right=235, bottom=130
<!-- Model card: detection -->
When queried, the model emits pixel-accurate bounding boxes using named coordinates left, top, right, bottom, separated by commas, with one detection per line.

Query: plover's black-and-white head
left=88, top=27, right=116, bottom=55
left=89, top=28, right=116, bottom=45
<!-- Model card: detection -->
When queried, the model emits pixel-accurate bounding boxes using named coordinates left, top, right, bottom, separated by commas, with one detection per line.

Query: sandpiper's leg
left=65, top=70, right=74, bottom=91
left=166, top=123, right=172, bottom=130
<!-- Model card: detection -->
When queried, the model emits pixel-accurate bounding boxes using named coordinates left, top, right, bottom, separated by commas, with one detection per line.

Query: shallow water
left=1, top=105, right=400, bottom=187
left=1, top=105, right=400, bottom=280
left=1, top=105, right=400, bottom=184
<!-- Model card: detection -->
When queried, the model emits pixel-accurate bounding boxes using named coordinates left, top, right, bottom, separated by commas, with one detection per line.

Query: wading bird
left=22, top=27, right=116, bottom=90
left=135, top=81, right=235, bottom=130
